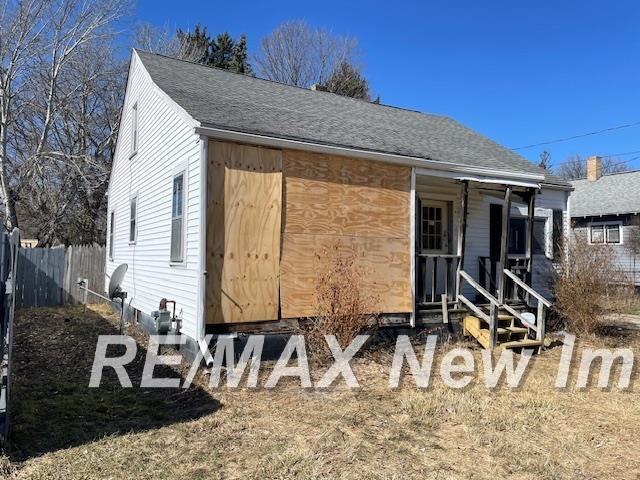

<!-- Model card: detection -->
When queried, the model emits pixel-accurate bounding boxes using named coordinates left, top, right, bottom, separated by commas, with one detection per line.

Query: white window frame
left=419, top=199, right=449, bottom=254
left=170, top=165, right=188, bottom=265
left=589, top=221, right=623, bottom=245
left=129, top=194, right=138, bottom=244
left=109, top=210, right=115, bottom=261
left=130, top=101, right=138, bottom=158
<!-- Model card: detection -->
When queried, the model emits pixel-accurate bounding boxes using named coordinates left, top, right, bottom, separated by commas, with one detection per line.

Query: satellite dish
left=108, top=263, right=128, bottom=299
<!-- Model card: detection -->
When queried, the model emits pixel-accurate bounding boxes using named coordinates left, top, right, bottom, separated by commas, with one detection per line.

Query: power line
left=512, top=121, right=640, bottom=150
left=550, top=154, right=640, bottom=170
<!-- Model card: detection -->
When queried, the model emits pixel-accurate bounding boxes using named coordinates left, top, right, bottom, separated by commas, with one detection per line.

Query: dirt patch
left=1, top=306, right=639, bottom=479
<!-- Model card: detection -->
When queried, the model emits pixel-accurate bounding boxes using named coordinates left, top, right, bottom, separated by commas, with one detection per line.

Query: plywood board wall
left=280, top=150, right=412, bottom=318
left=206, top=141, right=282, bottom=324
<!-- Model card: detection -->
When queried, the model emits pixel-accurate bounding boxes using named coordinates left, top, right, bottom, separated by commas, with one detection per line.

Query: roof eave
left=195, top=124, right=547, bottom=185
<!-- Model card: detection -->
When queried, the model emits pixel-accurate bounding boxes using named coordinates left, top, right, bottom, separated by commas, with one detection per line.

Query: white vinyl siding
left=105, top=51, right=202, bottom=341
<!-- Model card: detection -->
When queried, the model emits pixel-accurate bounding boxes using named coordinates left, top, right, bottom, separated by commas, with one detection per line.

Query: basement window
left=590, top=222, right=622, bottom=245
left=170, top=173, right=185, bottom=263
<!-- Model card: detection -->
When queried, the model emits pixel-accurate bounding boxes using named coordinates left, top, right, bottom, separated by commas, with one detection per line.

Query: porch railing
left=478, top=256, right=529, bottom=302
left=503, top=269, right=551, bottom=347
left=416, top=253, right=461, bottom=306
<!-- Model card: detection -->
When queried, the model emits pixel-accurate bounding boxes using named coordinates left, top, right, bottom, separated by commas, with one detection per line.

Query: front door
left=420, top=200, right=449, bottom=253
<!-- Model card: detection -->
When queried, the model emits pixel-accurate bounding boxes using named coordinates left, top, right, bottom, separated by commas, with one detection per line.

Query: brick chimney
left=586, top=155, right=602, bottom=181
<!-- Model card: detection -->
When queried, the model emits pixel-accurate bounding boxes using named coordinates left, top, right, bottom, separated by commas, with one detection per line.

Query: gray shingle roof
left=570, top=170, right=640, bottom=217
left=136, top=50, right=568, bottom=187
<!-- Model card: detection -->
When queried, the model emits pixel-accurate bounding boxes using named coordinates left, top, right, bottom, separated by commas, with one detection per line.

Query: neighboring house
left=570, top=156, right=640, bottom=286
left=106, top=50, right=571, bottom=358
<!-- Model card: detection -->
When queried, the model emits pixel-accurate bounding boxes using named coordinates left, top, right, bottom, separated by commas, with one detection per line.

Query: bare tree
left=254, top=20, right=359, bottom=88
left=19, top=41, right=126, bottom=244
left=134, top=22, right=208, bottom=64
left=538, top=150, right=551, bottom=169
left=0, top=0, right=128, bottom=238
left=555, top=154, right=629, bottom=180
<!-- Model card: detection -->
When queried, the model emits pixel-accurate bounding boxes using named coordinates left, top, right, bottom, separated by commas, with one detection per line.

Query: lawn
left=1, top=305, right=639, bottom=479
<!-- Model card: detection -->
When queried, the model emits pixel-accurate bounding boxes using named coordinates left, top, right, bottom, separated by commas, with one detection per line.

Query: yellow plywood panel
left=283, top=150, right=411, bottom=237
left=280, top=233, right=412, bottom=318
left=206, top=141, right=282, bottom=324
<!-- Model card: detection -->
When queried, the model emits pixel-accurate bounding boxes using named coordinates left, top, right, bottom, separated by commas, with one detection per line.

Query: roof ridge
left=571, top=169, right=640, bottom=182
left=134, top=48, right=436, bottom=117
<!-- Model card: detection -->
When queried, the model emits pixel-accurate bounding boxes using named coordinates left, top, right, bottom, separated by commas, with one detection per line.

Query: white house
left=106, top=50, right=571, bottom=358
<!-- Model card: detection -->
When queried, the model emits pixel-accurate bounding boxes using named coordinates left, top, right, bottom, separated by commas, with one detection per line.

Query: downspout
left=197, top=136, right=213, bottom=366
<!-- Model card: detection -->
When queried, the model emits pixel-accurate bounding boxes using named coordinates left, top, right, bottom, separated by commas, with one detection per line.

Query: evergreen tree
left=170, top=26, right=252, bottom=74
left=176, top=24, right=213, bottom=65
left=211, top=32, right=235, bottom=69
left=229, top=34, right=252, bottom=74
left=325, top=62, right=371, bottom=100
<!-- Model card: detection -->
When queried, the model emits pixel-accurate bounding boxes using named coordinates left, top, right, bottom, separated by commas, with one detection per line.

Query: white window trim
left=588, top=220, right=623, bottom=245
left=169, top=163, right=188, bottom=266
left=130, top=101, right=138, bottom=159
left=129, top=193, right=138, bottom=245
left=109, top=210, right=115, bottom=261
left=508, top=212, right=553, bottom=259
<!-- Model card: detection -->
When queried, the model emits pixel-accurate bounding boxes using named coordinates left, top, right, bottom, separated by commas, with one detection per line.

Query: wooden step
left=500, top=338, right=542, bottom=349
left=497, top=326, right=528, bottom=334
left=463, top=315, right=536, bottom=350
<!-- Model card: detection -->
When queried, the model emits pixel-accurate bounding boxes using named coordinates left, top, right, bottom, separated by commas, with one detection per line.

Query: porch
left=413, top=173, right=552, bottom=349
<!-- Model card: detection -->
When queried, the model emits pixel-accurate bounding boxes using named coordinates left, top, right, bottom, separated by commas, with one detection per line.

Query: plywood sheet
left=206, top=141, right=282, bottom=323
left=281, top=150, right=412, bottom=317
left=280, top=233, right=412, bottom=318
left=283, top=150, right=411, bottom=237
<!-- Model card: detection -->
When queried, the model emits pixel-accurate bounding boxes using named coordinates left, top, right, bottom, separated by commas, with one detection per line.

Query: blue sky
left=133, top=0, right=640, bottom=170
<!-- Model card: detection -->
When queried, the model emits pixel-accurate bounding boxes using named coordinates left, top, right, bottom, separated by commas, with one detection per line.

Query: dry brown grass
left=1, top=305, right=639, bottom=479
left=304, top=243, right=380, bottom=362
left=554, top=237, right=635, bottom=334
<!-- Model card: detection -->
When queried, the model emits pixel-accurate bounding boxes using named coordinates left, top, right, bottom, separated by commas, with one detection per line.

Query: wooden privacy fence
left=14, top=244, right=105, bottom=309
left=1, top=229, right=20, bottom=443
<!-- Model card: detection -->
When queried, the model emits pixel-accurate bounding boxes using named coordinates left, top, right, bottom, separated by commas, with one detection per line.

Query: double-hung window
left=109, top=211, right=115, bottom=260
left=170, top=173, right=185, bottom=263
left=130, top=102, right=138, bottom=157
left=129, top=196, right=137, bottom=243
left=590, top=222, right=622, bottom=245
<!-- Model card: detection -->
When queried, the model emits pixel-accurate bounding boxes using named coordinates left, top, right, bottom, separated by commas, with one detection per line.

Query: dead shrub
left=303, top=243, right=380, bottom=362
left=554, top=237, right=633, bottom=334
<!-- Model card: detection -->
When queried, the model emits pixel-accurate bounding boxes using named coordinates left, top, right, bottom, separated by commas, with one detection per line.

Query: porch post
left=525, top=188, right=537, bottom=304
left=455, top=181, right=469, bottom=305
left=491, top=185, right=512, bottom=348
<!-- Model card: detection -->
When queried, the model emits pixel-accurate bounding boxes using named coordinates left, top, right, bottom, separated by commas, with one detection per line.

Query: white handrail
left=459, top=270, right=500, bottom=306
left=502, top=303, right=538, bottom=332
left=503, top=269, right=552, bottom=308
left=458, top=295, right=490, bottom=322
